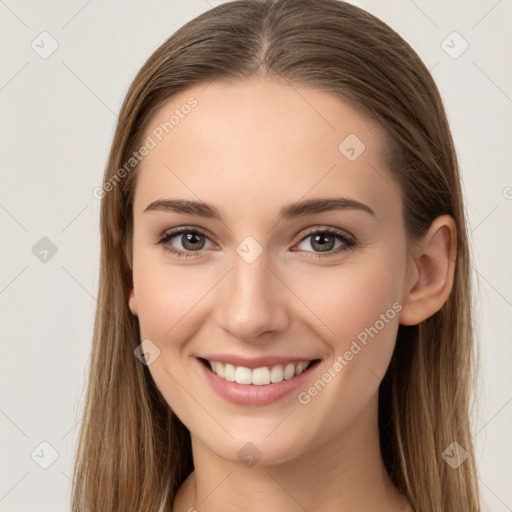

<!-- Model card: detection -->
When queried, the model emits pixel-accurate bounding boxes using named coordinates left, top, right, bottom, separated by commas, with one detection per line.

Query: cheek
left=131, top=258, right=212, bottom=426
left=289, top=248, right=404, bottom=414
left=290, top=253, right=404, bottom=352
left=132, top=253, right=214, bottom=342
left=336, top=269, right=402, bottom=353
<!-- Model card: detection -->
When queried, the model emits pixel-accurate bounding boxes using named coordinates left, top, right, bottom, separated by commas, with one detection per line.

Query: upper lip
left=198, top=354, right=320, bottom=369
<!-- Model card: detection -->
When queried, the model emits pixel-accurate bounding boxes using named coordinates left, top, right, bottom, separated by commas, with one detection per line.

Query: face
left=128, top=76, right=411, bottom=465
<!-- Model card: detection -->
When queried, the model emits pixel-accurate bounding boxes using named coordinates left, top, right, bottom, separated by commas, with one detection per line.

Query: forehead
left=133, top=77, right=399, bottom=220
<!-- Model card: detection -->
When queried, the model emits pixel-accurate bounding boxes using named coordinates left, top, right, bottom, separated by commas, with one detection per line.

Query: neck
left=171, top=393, right=410, bottom=512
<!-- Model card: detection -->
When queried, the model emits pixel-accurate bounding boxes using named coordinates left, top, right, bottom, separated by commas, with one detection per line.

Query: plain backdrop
left=0, top=1, right=511, bottom=510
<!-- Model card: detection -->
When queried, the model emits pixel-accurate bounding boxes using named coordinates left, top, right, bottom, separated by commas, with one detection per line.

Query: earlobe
left=128, top=286, right=138, bottom=316
left=399, top=215, right=457, bottom=326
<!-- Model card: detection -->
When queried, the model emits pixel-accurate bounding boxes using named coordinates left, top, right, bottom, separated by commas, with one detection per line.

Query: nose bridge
left=218, top=246, right=288, bottom=340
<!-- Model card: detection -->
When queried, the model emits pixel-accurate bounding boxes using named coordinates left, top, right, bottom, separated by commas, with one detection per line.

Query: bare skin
left=127, top=76, right=456, bottom=512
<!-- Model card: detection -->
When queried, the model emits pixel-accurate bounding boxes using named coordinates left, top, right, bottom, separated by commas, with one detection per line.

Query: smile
left=196, top=355, right=322, bottom=406
left=204, top=359, right=315, bottom=385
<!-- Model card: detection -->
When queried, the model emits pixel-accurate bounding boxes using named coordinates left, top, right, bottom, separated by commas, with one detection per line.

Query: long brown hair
left=72, top=1, right=481, bottom=510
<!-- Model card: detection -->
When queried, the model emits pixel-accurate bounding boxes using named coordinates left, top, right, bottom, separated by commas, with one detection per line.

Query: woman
left=72, top=1, right=481, bottom=510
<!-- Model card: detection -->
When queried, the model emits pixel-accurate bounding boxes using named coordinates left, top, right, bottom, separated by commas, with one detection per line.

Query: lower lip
left=196, top=358, right=320, bottom=406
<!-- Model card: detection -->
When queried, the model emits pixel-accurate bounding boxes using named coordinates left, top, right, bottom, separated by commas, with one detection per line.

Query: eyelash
left=157, top=226, right=357, bottom=260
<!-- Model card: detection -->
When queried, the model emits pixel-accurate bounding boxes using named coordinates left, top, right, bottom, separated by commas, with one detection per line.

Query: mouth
left=198, top=357, right=321, bottom=386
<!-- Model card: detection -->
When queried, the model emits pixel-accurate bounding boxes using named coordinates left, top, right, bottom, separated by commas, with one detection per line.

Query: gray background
left=0, top=0, right=511, bottom=510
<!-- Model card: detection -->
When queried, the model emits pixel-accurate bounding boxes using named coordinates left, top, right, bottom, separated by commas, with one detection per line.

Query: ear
left=128, top=283, right=138, bottom=316
left=399, top=215, right=457, bottom=326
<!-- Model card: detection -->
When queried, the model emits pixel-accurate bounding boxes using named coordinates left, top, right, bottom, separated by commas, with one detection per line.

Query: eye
left=293, top=227, right=356, bottom=259
left=157, top=227, right=215, bottom=258
left=157, top=226, right=357, bottom=259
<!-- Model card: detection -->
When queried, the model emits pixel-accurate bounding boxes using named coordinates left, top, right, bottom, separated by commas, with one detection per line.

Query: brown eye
left=176, top=232, right=206, bottom=251
left=158, top=228, right=214, bottom=258
left=306, top=232, right=337, bottom=252
left=294, top=227, right=356, bottom=258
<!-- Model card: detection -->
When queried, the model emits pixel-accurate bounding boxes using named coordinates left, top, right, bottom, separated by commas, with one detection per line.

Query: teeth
left=224, top=363, right=236, bottom=382
left=270, top=365, right=284, bottom=383
left=216, top=361, right=225, bottom=378
left=295, top=361, right=308, bottom=375
left=283, top=363, right=295, bottom=380
left=235, top=366, right=252, bottom=384
left=206, top=359, right=312, bottom=385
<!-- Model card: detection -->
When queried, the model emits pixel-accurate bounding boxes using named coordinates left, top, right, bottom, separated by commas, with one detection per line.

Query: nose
left=215, top=249, right=290, bottom=342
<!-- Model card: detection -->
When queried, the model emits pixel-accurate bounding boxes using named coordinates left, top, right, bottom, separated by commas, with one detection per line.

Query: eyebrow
left=143, top=197, right=375, bottom=221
